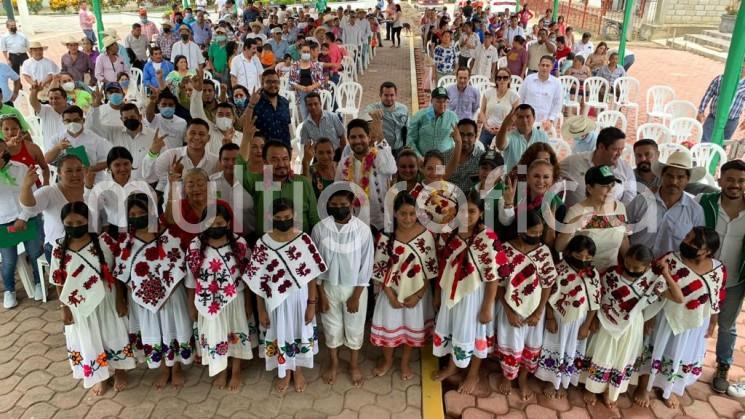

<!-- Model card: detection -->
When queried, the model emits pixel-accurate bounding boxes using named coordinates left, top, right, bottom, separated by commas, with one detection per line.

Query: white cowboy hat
left=27, top=41, right=47, bottom=50
left=561, top=115, right=596, bottom=140
left=323, top=14, right=336, bottom=23
left=60, top=35, right=80, bottom=46
left=102, top=36, right=118, bottom=49
left=652, top=149, right=706, bottom=183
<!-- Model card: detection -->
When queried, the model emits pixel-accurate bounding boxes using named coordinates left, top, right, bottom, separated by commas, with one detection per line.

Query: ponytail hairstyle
left=57, top=201, right=115, bottom=288
left=197, top=201, right=249, bottom=276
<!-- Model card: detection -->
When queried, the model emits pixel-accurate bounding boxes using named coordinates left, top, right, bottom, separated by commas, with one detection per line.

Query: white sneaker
left=3, top=291, right=17, bottom=309
left=728, top=381, right=745, bottom=398
left=33, top=284, right=43, bottom=301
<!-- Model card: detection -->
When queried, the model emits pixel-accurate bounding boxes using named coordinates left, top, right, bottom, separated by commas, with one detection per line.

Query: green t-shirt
left=0, top=104, right=29, bottom=140
left=69, top=90, right=92, bottom=112
left=208, top=43, right=228, bottom=73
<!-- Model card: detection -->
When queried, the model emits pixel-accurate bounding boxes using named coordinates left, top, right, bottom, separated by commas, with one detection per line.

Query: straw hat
left=102, top=36, right=118, bottom=49
left=561, top=115, right=596, bottom=140
left=60, top=35, right=80, bottom=46
left=323, top=14, right=336, bottom=24
left=27, top=41, right=47, bottom=50
left=652, top=149, right=706, bottom=183
left=104, top=28, right=118, bottom=38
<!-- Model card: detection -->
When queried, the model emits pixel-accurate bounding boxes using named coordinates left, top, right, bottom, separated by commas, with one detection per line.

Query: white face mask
left=65, top=122, right=83, bottom=135
left=62, top=82, right=75, bottom=92
left=216, top=117, right=233, bottom=131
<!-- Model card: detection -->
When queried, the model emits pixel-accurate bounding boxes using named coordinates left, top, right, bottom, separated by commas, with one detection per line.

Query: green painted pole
left=183, top=0, right=190, bottom=9
left=91, top=0, right=105, bottom=51
left=711, top=4, right=745, bottom=153
left=2, top=0, right=15, bottom=20
left=515, top=1, right=520, bottom=13
left=552, top=0, right=559, bottom=21
left=617, top=0, right=634, bottom=63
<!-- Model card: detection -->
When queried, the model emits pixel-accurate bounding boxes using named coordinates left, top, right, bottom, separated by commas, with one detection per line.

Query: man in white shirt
left=572, top=32, right=594, bottom=58
left=124, top=23, right=149, bottom=67
left=210, top=143, right=255, bottom=234
left=145, top=90, right=187, bottom=150
left=518, top=55, right=562, bottom=126
left=0, top=20, right=29, bottom=75
left=559, top=127, right=636, bottom=207
left=44, top=105, right=113, bottom=182
left=171, top=26, right=204, bottom=70
left=20, top=42, right=59, bottom=89
left=340, top=13, right=365, bottom=45
left=190, top=78, right=242, bottom=156
left=504, top=15, right=525, bottom=45
left=29, top=85, right=66, bottom=151
left=230, top=38, right=263, bottom=94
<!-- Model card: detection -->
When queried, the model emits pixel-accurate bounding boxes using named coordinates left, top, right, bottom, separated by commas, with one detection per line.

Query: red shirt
left=555, top=46, right=571, bottom=60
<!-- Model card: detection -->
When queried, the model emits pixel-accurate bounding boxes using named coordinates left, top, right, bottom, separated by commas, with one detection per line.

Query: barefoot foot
left=517, top=374, right=533, bottom=401
left=432, top=362, right=458, bottom=382
left=583, top=390, right=597, bottom=406
left=213, top=370, right=227, bottom=390
left=543, top=382, right=558, bottom=399
left=228, top=370, right=242, bottom=391
left=113, top=370, right=128, bottom=392
left=633, top=386, right=650, bottom=407
left=275, top=374, right=291, bottom=394
left=322, top=363, right=338, bottom=385
left=400, top=361, right=413, bottom=381
left=458, top=372, right=480, bottom=395
left=171, top=364, right=185, bottom=389
left=350, top=365, right=364, bottom=387
left=373, top=356, right=393, bottom=377
left=153, top=367, right=170, bottom=390
left=90, top=381, right=108, bottom=397
left=294, top=369, right=307, bottom=393
left=663, top=394, right=679, bottom=409
left=497, top=376, right=512, bottom=395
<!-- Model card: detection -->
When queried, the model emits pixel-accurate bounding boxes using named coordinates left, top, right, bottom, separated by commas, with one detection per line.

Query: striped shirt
left=698, top=75, right=745, bottom=120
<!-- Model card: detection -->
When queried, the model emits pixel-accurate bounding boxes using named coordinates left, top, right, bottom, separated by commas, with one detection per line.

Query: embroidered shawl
left=244, top=232, right=327, bottom=312
left=371, top=230, right=438, bottom=302
left=548, top=260, right=601, bottom=322
left=186, top=237, right=251, bottom=318
left=659, top=252, right=727, bottom=335
left=438, top=228, right=507, bottom=308
left=108, top=231, right=186, bottom=313
left=498, top=242, right=557, bottom=318
left=597, top=266, right=667, bottom=337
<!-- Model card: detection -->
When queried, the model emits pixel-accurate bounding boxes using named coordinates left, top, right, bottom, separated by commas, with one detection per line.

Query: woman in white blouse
left=477, top=68, right=520, bottom=149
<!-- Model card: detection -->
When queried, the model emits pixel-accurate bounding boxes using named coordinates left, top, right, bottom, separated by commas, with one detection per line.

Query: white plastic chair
left=691, top=143, right=727, bottom=176
left=613, top=76, right=640, bottom=124
left=469, top=75, right=491, bottom=90
left=279, top=74, right=290, bottom=94
left=26, top=116, right=44, bottom=151
left=596, top=110, right=628, bottom=132
left=129, top=67, right=144, bottom=91
left=497, top=56, right=507, bottom=70
left=340, top=56, right=357, bottom=83
left=658, top=143, right=687, bottom=162
left=636, top=122, right=672, bottom=145
left=621, top=144, right=635, bottom=168
left=547, top=138, right=572, bottom=161
left=509, top=75, right=523, bottom=94
left=669, top=117, right=703, bottom=145
left=582, top=77, right=609, bottom=116
left=646, top=85, right=676, bottom=123
left=663, top=100, right=698, bottom=126
left=559, top=75, right=581, bottom=116
left=437, top=75, right=457, bottom=88
left=335, top=81, right=363, bottom=122
left=319, top=89, right=334, bottom=113
left=203, top=70, right=214, bottom=80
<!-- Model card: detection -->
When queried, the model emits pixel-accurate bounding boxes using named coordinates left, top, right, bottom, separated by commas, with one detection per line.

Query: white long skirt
left=64, top=285, right=136, bottom=388
left=370, top=288, right=434, bottom=348
left=581, top=311, right=643, bottom=402
left=495, top=301, right=545, bottom=380
left=196, top=291, right=257, bottom=377
left=534, top=308, right=589, bottom=390
left=127, top=284, right=195, bottom=368
left=433, top=285, right=494, bottom=368
left=259, top=286, right=318, bottom=378
left=642, top=313, right=708, bottom=399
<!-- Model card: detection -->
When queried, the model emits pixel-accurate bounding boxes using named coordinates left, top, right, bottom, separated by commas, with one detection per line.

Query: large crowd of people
left=0, top=0, right=745, bottom=415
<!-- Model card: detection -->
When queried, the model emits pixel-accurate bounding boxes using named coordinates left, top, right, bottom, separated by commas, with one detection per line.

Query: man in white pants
left=312, top=189, right=374, bottom=387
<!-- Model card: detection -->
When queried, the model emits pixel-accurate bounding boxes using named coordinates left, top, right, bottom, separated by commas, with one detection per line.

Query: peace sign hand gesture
left=502, top=175, right=516, bottom=205
left=149, top=128, right=168, bottom=154
left=169, top=156, right=184, bottom=182
left=91, top=85, right=104, bottom=107
left=191, top=67, right=204, bottom=91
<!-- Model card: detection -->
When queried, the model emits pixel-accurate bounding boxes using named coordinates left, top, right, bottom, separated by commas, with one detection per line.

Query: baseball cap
left=479, top=150, right=504, bottom=169
left=584, top=165, right=621, bottom=186
left=271, top=27, right=282, bottom=34
left=431, top=87, right=448, bottom=99
left=104, top=82, right=123, bottom=92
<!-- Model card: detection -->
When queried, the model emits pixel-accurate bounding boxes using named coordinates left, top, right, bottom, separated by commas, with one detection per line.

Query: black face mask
left=206, top=226, right=229, bottom=239
left=679, top=242, right=701, bottom=260
left=624, top=266, right=646, bottom=278
left=181, top=34, right=189, bottom=41
left=123, top=118, right=141, bottom=131
left=65, top=224, right=89, bottom=239
left=128, top=215, right=149, bottom=230
left=163, top=28, right=171, bottom=33
left=520, top=233, right=541, bottom=246
left=9, top=28, right=16, bottom=34
left=273, top=218, right=294, bottom=232
left=328, top=206, right=350, bottom=222
left=565, top=255, right=591, bottom=270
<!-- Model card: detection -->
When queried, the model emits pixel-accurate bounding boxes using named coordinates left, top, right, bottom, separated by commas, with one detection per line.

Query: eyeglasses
left=495, top=76, right=509, bottom=81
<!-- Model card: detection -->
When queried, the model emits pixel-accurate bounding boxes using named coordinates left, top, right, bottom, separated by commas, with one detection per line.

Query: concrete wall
left=658, top=0, right=732, bottom=25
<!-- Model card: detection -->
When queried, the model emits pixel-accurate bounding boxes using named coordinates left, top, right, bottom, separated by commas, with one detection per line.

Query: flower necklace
left=343, top=147, right=378, bottom=206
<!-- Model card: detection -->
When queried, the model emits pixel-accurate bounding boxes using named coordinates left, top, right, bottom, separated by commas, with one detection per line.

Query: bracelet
left=307, top=299, right=317, bottom=304
left=147, top=151, right=160, bottom=158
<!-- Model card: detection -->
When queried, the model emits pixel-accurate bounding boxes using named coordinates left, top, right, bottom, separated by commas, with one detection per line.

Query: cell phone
left=7, top=226, right=16, bottom=233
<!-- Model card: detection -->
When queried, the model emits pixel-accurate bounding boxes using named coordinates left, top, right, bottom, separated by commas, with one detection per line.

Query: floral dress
left=244, top=232, right=327, bottom=378
left=495, top=242, right=557, bottom=380
left=641, top=252, right=727, bottom=399
left=185, top=237, right=257, bottom=377
left=433, top=228, right=506, bottom=368
left=50, top=236, right=136, bottom=388
left=581, top=266, right=667, bottom=402
left=108, top=230, right=194, bottom=369
left=535, top=260, right=600, bottom=390
left=370, top=230, right=438, bottom=347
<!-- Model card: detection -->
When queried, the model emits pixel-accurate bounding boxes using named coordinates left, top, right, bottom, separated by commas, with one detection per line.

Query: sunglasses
left=495, top=76, right=509, bottom=81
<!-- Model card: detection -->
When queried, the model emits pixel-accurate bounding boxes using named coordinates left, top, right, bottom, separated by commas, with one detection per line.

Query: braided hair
left=57, top=201, right=114, bottom=289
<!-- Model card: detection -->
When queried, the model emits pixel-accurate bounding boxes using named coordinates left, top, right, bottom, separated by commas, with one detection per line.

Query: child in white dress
left=535, top=235, right=600, bottom=399
left=51, top=202, right=135, bottom=396
left=370, top=192, right=438, bottom=380
left=581, top=244, right=683, bottom=412
left=109, top=193, right=194, bottom=389
left=495, top=210, right=557, bottom=400
left=185, top=202, right=256, bottom=391
left=246, top=198, right=327, bottom=394
left=432, top=190, right=505, bottom=394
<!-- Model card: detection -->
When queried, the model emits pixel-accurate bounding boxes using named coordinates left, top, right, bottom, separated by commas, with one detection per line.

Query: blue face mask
left=159, top=105, right=176, bottom=118
left=119, top=80, right=130, bottom=89
left=108, top=93, right=124, bottom=105
left=234, top=97, right=247, bottom=107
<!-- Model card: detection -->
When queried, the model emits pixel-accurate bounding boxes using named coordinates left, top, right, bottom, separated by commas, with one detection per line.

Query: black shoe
left=712, top=363, right=730, bottom=393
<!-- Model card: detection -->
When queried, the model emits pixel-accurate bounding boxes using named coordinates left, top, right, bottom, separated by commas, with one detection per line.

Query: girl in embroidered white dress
left=245, top=198, right=327, bottom=394
left=370, top=192, right=438, bottom=380
left=580, top=245, right=683, bottom=412
left=185, top=202, right=256, bottom=391
left=535, top=235, right=600, bottom=399
left=432, top=190, right=506, bottom=394
left=109, top=193, right=194, bottom=390
left=495, top=210, right=558, bottom=400
left=634, top=227, right=726, bottom=409
left=51, top=202, right=136, bottom=396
